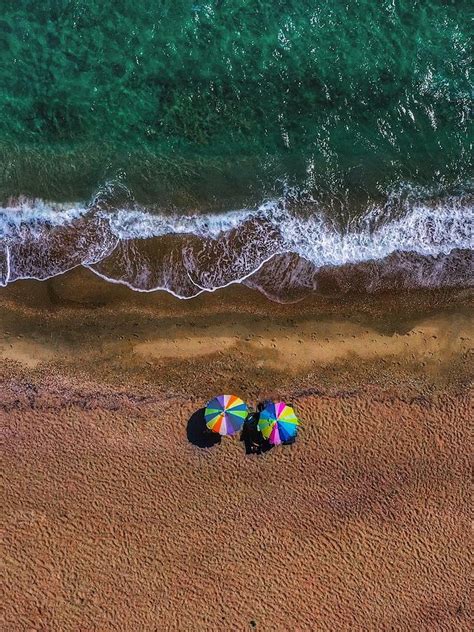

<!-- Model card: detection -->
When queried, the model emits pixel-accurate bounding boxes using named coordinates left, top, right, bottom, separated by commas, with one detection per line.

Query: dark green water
left=1, top=0, right=471, bottom=209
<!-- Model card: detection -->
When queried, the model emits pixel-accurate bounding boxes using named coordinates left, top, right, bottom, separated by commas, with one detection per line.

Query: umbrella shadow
left=240, top=414, right=273, bottom=455
left=186, top=408, right=221, bottom=449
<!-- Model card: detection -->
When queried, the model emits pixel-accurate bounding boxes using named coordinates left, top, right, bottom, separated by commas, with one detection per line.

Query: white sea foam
left=106, top=203, right=275, bottom=240
left=0, top=190, right=472, bottom=298
left=0, top=198, right=118, bottom=285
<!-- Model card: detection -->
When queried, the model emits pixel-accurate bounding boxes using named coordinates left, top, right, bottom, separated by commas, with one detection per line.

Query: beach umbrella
left=258, top=401, right=299, bottom=445
left=205, top=394, right=248, bottom=436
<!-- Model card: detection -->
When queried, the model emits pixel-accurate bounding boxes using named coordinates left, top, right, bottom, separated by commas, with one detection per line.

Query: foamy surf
left=1, top=189, right=472, bottom=301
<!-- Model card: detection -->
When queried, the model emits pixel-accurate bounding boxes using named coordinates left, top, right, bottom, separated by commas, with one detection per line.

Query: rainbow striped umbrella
left=205, top=394, right=248, bottom=436
left=258, top=401, right=299, bottom=445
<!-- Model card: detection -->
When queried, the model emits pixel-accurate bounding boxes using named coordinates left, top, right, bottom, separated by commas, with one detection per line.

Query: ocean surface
left=0, top=1, right=472, bottom=300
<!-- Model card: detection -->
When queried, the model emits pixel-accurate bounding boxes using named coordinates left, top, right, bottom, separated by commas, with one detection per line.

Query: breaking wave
left=0, top=187, right=472, bottom=302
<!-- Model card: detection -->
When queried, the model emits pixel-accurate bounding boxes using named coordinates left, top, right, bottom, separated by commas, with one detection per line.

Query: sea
left=0, top=1, right=472, bottom=301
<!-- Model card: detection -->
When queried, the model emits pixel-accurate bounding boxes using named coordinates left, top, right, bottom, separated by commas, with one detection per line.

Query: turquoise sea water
left=0, top=1, right=472, bottom=297
left=1, top=0, right=472, bottom=205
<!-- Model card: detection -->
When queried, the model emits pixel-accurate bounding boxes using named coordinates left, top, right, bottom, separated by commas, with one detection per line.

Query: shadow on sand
left=186, top=408, right=222, bottom=448
left=240, top=416, right=274, bottom=455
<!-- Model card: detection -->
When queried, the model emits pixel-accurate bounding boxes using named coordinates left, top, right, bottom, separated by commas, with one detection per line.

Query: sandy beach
left=1, top=269, right=472, bottom=631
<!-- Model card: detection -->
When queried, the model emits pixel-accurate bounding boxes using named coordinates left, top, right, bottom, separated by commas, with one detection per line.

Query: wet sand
left=1, top=269, right=472, bottom=631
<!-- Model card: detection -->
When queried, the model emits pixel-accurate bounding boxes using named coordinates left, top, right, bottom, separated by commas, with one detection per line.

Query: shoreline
left=1, top=270, right=472, bottom=630
left=2, top=193, right=472, bottom=297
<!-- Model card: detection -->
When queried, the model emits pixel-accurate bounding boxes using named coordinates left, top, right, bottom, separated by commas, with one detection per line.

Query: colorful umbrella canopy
left=258, top=401, right=300, bottom=445
left=205, top=394, right=248, bottom=436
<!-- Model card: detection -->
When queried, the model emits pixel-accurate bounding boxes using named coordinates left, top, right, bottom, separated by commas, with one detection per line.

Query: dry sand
left=1, top=269, right=472, bottom=631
